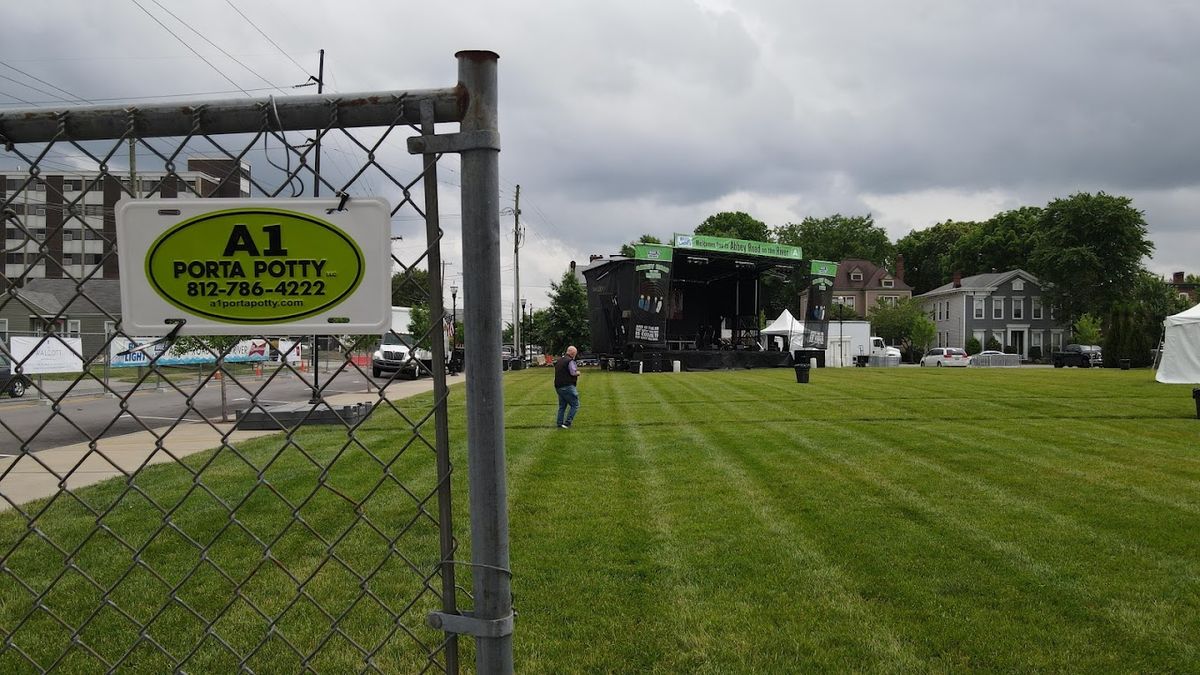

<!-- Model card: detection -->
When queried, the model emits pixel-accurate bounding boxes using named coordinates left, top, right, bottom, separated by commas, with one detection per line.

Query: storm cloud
left=3, top=0, right=1198, bottom=309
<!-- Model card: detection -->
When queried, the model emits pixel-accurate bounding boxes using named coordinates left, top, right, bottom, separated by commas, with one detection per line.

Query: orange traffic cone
left=300, top=361, right=308, bottom=372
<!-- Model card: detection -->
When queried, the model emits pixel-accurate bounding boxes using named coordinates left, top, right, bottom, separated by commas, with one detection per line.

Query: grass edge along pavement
left=2, top=367, right=1199, bottom=671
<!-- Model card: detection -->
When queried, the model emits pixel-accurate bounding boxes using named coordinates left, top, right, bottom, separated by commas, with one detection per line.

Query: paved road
left=0, top=367, right=423, bottom=455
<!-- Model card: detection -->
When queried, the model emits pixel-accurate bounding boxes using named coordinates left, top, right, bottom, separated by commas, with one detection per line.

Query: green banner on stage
left=672, top=233, right=803, bottom=261
left=633, top=243, right=674, bottom=262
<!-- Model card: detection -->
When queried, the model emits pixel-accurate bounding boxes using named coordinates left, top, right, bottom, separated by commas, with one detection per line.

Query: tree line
left=386, top=191, right=1187, bottom=363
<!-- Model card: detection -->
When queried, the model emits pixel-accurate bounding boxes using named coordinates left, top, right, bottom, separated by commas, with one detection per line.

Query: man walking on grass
left=554, top=345, right=580, bottom=429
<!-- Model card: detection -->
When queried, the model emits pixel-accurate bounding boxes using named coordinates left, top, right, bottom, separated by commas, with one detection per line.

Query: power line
left=0, top=61, right=89, bottom=103
left=147, top=0, right=286, bottom=95
left=0, top=85, right=286, bottom=107
left=128, top=0, right=252, bottom=96
left=0, top=73, right=77, bottom=104
left=222, top=0, right=309, bottom=77
left=0, top=89, right=38, bottom=106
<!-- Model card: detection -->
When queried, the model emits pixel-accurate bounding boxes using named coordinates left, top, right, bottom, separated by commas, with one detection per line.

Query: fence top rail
left=0, top=86, right=465, bottom=144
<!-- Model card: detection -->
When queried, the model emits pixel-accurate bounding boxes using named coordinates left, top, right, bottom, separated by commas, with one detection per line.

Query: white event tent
left=1155, top=302, right=1200, bottom=384
left=762, top=309, right=804, bottom=351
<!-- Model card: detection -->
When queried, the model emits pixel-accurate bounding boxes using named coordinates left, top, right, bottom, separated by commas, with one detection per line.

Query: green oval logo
left=145, top=208, right=365, bottom=324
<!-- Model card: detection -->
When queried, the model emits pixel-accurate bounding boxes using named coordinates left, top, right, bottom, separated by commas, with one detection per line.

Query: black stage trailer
left=582, top=235, right=837, bottom=371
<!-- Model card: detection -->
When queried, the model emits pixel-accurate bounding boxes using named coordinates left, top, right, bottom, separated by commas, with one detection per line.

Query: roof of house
left=917, top=269, right=1039, bottom=298
left=18, top=278, right=122, bottom=316
left=7, top=289, right=63, bottom=315
left=834, top=259, right=912, bottom=292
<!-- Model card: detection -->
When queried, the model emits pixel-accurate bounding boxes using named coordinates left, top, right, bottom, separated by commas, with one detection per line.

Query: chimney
left=1174, top=271, right=1185, bottom=284
left=953, top=271, right=962, bottom=288
left=894, top=254, right=906, bottom=283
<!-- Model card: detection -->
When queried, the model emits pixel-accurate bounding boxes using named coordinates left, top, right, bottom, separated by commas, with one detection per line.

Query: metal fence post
left=457, top=50, right=513, bottom=674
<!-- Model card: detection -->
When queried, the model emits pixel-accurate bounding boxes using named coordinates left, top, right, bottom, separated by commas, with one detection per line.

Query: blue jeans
left=556, top=385, right=579, bottom=427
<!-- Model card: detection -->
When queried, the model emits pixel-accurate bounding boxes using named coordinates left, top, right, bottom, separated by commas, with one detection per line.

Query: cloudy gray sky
left=3, top=0, right=1199, bottom=311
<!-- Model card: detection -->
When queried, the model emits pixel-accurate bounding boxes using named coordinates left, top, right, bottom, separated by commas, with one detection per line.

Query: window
left=64, top=179, right=83, bottom=192
left=880, top=296, right=898, bottom=307
left=104, top=320, right=116, bottom=337
left=850, top=269, right=863, bottom=281
left=1012, top=297, right=1024, bottom=320
left=63, top=229, right=77, bottom=241
left=5, top=253, right=23, bottom=264
left=67, top=320, right=81, bottom=337
left=973, top=330, right=985, bottom=346
left=973, top=297, right=984, bottom=319
left=1031, top=331, right=1043, bottom=349
left=0, top=318, right=7, bottom=343
left=993, top=297, right=1004, bottom=320
left=5, top=178, right=20, bottom=191
left=86, top=254, right=104, bottom=265
left=834, top=296, right=855, bottom=309
left=84, top=229, right=105, bottom=240
left=84, top=204, right=104, bottom=216
left=936, top=302, right=942, bottom=321
left=33, top=205, right=46, bottom=216
left=1013, top=279, right=1025, bottom=292
left=881, top=278, right=894, bottom=288
left=1051, top=331, right=1064, bottom=351
left=1032, top=297, right=1043, bottom=320
left=944, top=300, right=951, bottom=320
left=63, top=254, right=78, bottom=266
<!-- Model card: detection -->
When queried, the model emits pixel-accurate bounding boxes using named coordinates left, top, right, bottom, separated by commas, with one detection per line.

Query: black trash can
left=1193, top=388, right=1200, bottom=419
left=600, top=358, right=609, bottom=371
left=501, top=358, right=509, bottom=372
left=629, top=360, right=642, bottom=374
left=1119, top=359, right=1131, bottom=370
left=511, top=359, right=526, bottom=371
left=794, top=363, right=810, bottom=384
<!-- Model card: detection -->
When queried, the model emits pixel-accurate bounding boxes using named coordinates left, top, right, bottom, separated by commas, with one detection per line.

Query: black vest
left=554, top=356, right=577, bottom=387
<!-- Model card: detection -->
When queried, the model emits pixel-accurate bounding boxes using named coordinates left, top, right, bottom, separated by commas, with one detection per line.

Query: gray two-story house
left=915, top=269, right=1067, bottom=358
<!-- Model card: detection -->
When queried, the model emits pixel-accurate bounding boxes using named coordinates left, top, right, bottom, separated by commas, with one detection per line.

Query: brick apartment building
left=1168, top=271, right=1198, bottom=304
left=2, top=157, right=249, bottom=285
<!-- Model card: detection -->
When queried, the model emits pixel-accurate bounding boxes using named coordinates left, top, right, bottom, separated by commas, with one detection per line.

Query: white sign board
left=10, top=336, right=84, bottom=374
left=277, top=339, right=303, bottom=365
left=109, top=337, right=271, bottom=368
left=116, top=198, right=391, bottom=336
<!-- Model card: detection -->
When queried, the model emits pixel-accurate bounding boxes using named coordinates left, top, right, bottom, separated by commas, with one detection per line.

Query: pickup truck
left=1051, top=344, right=1102, bottom=368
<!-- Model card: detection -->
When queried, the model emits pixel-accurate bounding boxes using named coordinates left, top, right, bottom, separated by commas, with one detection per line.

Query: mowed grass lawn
left=2, top=366, right=1199, bottom=672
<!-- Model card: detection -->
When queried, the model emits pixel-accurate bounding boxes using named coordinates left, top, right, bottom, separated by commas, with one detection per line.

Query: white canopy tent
left=762, top=309, right=804, bottom=352
left=1156, top=302, right=1200, bottom=383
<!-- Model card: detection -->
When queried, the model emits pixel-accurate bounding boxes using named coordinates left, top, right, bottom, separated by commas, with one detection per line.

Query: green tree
left=894, top=220, right=980, bottom=294
left=695, top=211, right=771, bottom=242
left=1102, top=272, right=1191, bottom=367
left=773, top=214, right=894, bottom=266
left=408, top=304, right=432, bottom=349
left=172, top=335, right=242, bottom=422
left=1072, top=314, right=1102, bottom=345
left=391, top=267, right=430, bottom=307
left=868, top=298, right=928, bottom=360
left=829, top=302, right=859, bottom=320
left=1029, top=192, right=1154, bottom=323
left=965, top=337, right=982, bottom=355
left=949, top=207, right=1042, bottom=277
left=909, top=316, right=937, bottom=356
left=619, top=234, right=663, bottom=257
left=545, top=269, right=590, bottom=354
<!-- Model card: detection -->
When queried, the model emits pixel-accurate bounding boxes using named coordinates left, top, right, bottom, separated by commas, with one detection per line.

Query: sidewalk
left=0, top=376, right=446, bottom=512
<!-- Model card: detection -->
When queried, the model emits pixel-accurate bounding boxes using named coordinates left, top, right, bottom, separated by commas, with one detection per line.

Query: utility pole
left=308, top=49, right=325, bottom=405
left=512, top=184, right=521, bottom=366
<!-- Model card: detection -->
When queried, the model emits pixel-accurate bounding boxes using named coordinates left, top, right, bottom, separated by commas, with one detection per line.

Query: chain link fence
left=0, top=51, right=510, bottom=673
